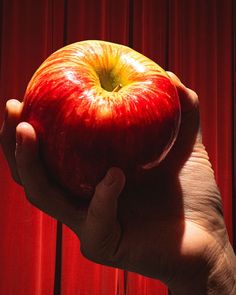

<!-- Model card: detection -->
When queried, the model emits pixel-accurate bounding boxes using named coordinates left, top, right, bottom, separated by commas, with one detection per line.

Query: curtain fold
left=233, top=0, right=236, bottom=252
left=0, top=0, right=235, bottom=294
left=0, top=1, right=59, bottom=294
left=167, top=0, right=234, bottom=241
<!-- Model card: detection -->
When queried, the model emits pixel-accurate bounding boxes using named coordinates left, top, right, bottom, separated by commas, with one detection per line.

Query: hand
left=1, top=73, right=235, bottom=294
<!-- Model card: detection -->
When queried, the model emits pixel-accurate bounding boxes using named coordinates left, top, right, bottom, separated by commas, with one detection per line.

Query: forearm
left=169, top=242, right=236, bottom=295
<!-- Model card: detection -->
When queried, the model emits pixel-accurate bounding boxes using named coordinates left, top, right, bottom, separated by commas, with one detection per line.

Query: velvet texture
left=0, top=0, right=235, bottom=294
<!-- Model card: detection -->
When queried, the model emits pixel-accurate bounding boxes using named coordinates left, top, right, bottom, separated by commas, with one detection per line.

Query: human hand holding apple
left=1, top=42, right=235, bottom=294
left=21, top=40, right=180, bottom=199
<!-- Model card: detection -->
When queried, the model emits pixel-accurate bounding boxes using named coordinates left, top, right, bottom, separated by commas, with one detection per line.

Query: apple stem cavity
left=112, top=84, right=122, bottom=92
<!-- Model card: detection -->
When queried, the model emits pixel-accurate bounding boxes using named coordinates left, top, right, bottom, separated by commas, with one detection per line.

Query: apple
left=22, top=40, right=180, bottom=199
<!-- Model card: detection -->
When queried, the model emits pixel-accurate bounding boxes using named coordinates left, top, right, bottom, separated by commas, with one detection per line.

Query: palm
left=106, top=108, right=226, bottom=282
left=110, top=152, right=224, bottom=284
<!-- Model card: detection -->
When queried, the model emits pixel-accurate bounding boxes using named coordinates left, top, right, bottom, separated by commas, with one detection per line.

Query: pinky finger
left=0, top=99, right=23, bottom=184
left=15, top=122, right=86, bottom=232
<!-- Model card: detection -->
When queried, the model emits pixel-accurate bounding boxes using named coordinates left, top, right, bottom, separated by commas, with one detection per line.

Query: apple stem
left=112, top=84, right=122, bottom=92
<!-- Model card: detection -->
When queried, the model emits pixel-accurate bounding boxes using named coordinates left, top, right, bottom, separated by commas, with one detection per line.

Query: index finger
left=166, top=71, right=199, bottom=113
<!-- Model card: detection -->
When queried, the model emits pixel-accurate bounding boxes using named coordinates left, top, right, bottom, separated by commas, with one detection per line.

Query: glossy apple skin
left=22, top=40, right=180, bottom=199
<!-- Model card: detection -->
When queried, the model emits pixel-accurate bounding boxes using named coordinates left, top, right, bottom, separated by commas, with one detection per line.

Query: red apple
left=22, top=40, right=180, bottom=199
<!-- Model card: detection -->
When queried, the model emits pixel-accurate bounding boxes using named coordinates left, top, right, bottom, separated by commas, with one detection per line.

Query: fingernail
left=16, top=122, right=30, bottom=147
left=103, top=169, right=116, bottom=186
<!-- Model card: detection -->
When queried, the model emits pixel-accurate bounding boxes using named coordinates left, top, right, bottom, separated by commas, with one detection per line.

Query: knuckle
left=88, top=205, right=104, bottom=221
left=24, top=190, right=40, bottom=207
left=80, top=243, right=101, bottom=263
left=94, top=181, right=105, bottom=196
left=23, top=185, right=48, bottom=209
left=80, top=244, right=90, bottom=259
left=80, top=246, right=115, bottom=266
left=80, top=232, right=122, bottom=266
left=11, top=171, right=22, bottom=186
left=187, top=88, right=199, bottom=105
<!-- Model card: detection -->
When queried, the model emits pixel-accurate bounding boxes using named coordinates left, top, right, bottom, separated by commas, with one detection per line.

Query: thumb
left=81, top=167, right=125, bottom=262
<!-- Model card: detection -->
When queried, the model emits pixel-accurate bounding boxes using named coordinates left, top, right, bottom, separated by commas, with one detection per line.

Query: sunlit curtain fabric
left=0, top=0, right=234, bottom=294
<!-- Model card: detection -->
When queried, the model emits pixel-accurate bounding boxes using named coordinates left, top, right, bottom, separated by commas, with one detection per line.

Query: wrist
left=168, top=242, right=236, bottom=295
left=207, top=242, right=236, bottom=295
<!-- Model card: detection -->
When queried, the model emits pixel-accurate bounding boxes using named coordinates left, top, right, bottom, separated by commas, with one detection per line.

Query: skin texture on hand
left=1, top=73, right=236, bottom=294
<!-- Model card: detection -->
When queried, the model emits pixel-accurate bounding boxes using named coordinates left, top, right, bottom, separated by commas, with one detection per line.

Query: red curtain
left=0, top=0, right=235, bottom=294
